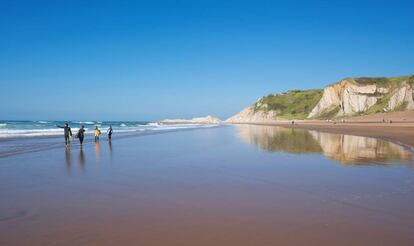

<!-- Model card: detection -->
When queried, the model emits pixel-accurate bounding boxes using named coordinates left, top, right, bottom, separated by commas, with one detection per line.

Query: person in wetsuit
left=57, top=123, right=72, bottom=146
left=107, top=125, right=113, bottom=140
left=77, top=125, right=86, bottom=146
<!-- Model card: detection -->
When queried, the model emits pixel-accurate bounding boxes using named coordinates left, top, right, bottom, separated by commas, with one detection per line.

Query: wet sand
left=1, top=126, right=414, bottom=245
left=253, top=121, right=414, bottom=151
left=240, top=111, right=414, bottom=150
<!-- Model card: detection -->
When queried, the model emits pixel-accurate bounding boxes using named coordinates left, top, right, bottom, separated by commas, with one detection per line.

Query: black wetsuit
left=58, top=125, right=72, bottom=145
left=78, top=128, right=85, bottom=145
left=108, top=127, right=113, bottom=140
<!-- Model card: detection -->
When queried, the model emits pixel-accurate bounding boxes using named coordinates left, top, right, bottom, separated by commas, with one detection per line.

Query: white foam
left=76, top=121, right=95, bottom=124
left=0, top=129, right=63, bottom=138
left=0, top=123, right=217, bottom=138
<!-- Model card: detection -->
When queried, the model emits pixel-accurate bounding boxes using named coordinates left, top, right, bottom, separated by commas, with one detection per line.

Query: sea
left=0, top=120, right=215, bottom=139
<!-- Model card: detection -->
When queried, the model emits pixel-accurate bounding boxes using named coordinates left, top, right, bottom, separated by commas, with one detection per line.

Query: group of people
left=57, top=123, right=113, bottom=147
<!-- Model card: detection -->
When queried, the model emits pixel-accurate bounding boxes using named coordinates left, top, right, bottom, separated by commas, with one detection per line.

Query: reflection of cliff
left=238, top=125, right=322, bottom=153
left=309, top=132, right=412, bottom=164
left=236, top=125, right=412, bottom=165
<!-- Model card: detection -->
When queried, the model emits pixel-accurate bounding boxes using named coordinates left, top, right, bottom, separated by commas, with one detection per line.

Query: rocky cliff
left=225, top=105, right=279, bottom=123
left=308, top=76, right=414, bottom=118
left=227, top=75, right=414, bottom=123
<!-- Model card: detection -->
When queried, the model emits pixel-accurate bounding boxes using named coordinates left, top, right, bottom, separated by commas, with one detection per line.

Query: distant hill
left=226, top=75, right=414, bottom=123
left=160, top=115, right=221, bottom=124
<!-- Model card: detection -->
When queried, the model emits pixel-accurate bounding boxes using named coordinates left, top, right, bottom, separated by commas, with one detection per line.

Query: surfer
left=94, top=126, right=101, bottom=142
left=107, top=125, right=113, bottom=140
left=77, top=125, right=86, bottom=146
left=56, top=122, right=72, bottom=146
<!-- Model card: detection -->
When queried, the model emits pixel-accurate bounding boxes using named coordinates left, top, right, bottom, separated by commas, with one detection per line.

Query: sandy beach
left=1, top=125, right=414, bottom=246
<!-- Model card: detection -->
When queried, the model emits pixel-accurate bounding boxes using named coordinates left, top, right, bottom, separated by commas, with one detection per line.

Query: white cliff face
left=227, top=76, right=414, bottom=122
left=308, top=79, right=414, bottom=118
left=225, top=106, right=278, bottom=123
left=340, top=82, right=378, bottom=115
left=308, top=80, right=382, bottom=118
left=160, top=115, right=221, bottom=124
left=387, top=85, right=414, bottom=111
left=308, top=85, right=341, bottom=118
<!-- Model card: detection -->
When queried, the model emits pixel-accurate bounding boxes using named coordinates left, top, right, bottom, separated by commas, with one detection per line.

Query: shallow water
left=0, top=125, right=413, bottom=246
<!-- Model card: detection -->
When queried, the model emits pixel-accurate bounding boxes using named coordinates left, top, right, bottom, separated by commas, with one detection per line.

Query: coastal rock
left=340, top=84, right=378, bottom=115
left=227, top=75, right=414, bottom=122
left=309, top=79, right=380, bottom=117
left=307, top=78, right=414, bottom=118
left=386, top=85, right=414, bottom=111
left=308, top=85, right=341, bottom=118
left=160, top=115, right=221, bottom=124
left=225, top=105, right=278, bottom=123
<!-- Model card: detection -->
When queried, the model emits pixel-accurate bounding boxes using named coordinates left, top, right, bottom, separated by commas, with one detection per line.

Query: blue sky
left=0, top=0, right=413, bottom=121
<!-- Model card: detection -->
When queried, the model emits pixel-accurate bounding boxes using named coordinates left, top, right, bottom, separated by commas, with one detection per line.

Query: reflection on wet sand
left=65, top=148, right=71, bottom=174
left=236, top=125, right=412, bottom=165
left=79, top=148, right=85, bottom=170
left=94, top=142, right=100, bottom=161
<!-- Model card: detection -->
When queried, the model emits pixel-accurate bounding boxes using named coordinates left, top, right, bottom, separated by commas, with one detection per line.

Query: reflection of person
left=107, top=125, right=113, bottom=140
left=57, top=123, right=72, bottom=146
left=94, top=142, right=101, bottom=160
left=94, top=126, right=101, bottom=142
left=65, top=148, right=72, bottom=174
left=77, top=125, right=86, bottom=146
left=79, top=148, right=85, bottom=170
left=108, top=140, right=113, bottom=154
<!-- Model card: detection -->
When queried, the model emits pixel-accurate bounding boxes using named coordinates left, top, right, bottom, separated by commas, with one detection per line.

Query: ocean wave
left=0, top=128, right=90, bottom=137
left=120, top=123, right=127, bottom=127
left=0, top=129, right=64, bottom=138
left=36, top=121, right=49, bottom=124
left=0, top=123, right=7, bottom=127
left=0, top=124, right=218, bottom=138
left=76, top=121, right=95, bottom=124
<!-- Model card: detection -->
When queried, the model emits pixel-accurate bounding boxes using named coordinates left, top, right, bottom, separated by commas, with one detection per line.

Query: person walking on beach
left=94, top=126, right=101, bottom=142
left=57, top=123, right=72, bottom=146
left=77, top=125, right=86, bottom=146
left=107, top=125, right=113, bottom=140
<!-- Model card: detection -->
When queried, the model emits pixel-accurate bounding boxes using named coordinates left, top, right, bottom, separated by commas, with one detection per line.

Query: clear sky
left=1, top=0, right=413, bottom=121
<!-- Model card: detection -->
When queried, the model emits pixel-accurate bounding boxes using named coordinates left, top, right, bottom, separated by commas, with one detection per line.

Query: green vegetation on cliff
left=254, top=89, right=323, bottom=120
left=243, top=74, right=414, bottom=121
left=350, top=75, right=414, bottom=115
left=348, top=75, right=414, bottom=88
